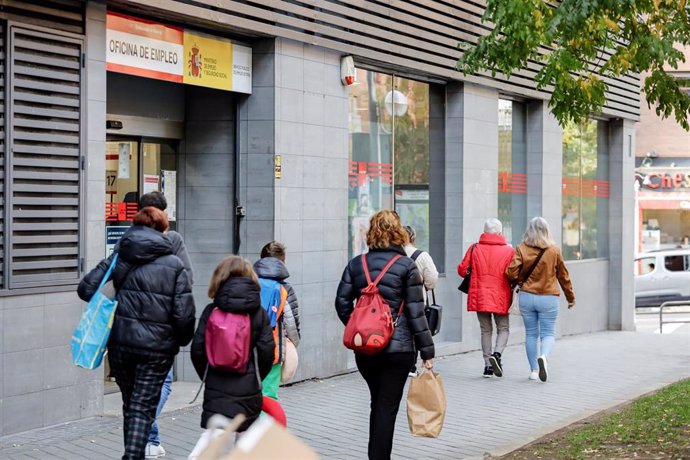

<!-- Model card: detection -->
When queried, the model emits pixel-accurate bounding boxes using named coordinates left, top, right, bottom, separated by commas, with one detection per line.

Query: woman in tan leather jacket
left=506, top=217, right=575, bottom=382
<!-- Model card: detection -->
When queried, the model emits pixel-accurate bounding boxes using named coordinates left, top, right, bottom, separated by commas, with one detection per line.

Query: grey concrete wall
left=271, top=39, right=351, bottom=379
left=456, top=83, right=502, bottom=352
left=176, top=87, right=237, bottom=381
left=560, top=260, right=610, bottom=335
left=237, top=39, right=276, bottom=261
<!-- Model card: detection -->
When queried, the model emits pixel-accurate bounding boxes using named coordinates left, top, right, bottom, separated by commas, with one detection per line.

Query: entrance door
left=103, top=137, right=179, bottom=393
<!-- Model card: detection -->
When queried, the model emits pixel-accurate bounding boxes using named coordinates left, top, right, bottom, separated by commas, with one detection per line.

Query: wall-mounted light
left=384, top=90, right=408, bottom=117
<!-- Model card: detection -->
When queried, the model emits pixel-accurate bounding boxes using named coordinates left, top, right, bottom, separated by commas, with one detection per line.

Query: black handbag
left=425, top=289, right=442, bottom=336
left=409, top=249, right=443, bottom=336
left=458, top=244, right=476, bottom=294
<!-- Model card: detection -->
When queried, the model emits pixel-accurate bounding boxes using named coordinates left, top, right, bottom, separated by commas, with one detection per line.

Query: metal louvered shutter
left=8, top=26, right=84, bottom=289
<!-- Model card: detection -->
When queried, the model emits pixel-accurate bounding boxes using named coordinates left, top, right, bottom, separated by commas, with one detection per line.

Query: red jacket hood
left=478, top=233, right=508, bottom=246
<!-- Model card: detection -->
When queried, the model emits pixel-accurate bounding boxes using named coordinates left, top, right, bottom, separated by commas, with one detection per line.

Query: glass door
left=103, top=137, right=179, bottom=392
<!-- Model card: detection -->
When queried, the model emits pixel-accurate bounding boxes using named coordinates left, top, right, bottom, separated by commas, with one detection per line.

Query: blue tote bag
left=71, top=253, right=119, bottom=369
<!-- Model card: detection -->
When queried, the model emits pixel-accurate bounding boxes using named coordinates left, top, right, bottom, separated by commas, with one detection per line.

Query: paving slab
left=1, top=330, right=688, bottom=459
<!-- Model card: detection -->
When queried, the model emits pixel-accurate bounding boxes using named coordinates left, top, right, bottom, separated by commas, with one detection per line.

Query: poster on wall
left=161, top=170, right=177, bottom=221
left=118, top=143, right=130, bottom=179
left=106, top=13, right=252, bottom=93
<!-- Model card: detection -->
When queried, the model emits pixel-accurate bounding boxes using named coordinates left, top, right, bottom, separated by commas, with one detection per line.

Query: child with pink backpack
left=188, top=256, right=275, bottom=459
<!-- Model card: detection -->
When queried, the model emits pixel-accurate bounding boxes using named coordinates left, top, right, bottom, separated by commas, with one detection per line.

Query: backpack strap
left=362, top=253, right=402, bottom=287
left=411, top=249, right=423, bottom=261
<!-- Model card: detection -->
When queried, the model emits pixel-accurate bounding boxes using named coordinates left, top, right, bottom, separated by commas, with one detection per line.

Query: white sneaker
left=529, top=370, right=539, bottom=380
left=146, top=443, right=166, bottom=458
left=537, top=355, right=548, bottom=382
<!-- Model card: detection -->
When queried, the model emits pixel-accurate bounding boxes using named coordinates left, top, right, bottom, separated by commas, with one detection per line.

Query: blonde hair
left=208, top=256, right=259, bottom=298
left=366, top=210, right=409, bottom=249
left=522, top=217, right=556, bottom=248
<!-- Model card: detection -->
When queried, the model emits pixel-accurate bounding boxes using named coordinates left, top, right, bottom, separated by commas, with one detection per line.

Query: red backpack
left=205, top=308, right=251, bottom=373
left=343, top=254, right=404, bottom=355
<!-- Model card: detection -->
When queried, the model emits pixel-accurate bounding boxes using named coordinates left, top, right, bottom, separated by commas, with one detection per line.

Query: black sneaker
left=489, top=352, right=503, bottom=377
left=483, top=366, right=494, bottom=378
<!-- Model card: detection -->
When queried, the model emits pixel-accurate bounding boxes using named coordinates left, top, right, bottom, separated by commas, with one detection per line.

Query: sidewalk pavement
left=1, top=330, right=689, bottom=459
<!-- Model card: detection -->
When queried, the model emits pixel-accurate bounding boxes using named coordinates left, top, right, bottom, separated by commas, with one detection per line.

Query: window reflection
left=348, top=69, right=430, bottom=257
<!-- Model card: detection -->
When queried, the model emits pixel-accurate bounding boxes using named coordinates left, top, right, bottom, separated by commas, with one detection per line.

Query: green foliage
left=558, top=378, right=690, bottom=459
left=458, top=0, right=690, bottom=129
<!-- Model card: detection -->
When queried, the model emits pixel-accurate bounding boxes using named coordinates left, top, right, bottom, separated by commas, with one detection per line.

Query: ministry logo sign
left=188, top=44, right=202, bottom=78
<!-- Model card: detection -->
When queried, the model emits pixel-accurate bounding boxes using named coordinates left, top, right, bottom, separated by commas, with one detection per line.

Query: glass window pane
left=498, top=100, right=527, bottom=246
left=348, top=69, right=394, bottom=258
left=665, top=255, right=685, bottom=272
left=393, top=77, right=430, bottom=251
left=562, top=120, right=609, bottom=260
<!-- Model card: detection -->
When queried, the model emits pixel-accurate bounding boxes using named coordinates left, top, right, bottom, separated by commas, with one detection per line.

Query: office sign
left=106, top=13, right=184, bottom=83
left=106, top=13, right=252, bottom=93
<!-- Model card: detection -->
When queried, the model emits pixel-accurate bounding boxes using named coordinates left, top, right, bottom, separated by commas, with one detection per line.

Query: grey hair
left=404, top=225, right=416, bottom=244
left=522, top=217, right=556, bottom=248
left=484, top=218, right=503, bottom=234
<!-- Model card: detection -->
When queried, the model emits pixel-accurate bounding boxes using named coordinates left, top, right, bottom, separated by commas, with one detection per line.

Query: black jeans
left=356, top=352, right=416, bottom=460
left=108, top=347, right=174, bottom=460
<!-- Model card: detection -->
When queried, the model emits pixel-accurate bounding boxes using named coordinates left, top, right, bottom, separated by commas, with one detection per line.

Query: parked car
left=635, top=249, right=690, bottom=307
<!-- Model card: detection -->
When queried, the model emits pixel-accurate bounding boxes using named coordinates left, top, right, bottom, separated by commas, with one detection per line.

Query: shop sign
left=636, top=170, right=690, bottom=191
left=106, top=13, right=252, bottom=94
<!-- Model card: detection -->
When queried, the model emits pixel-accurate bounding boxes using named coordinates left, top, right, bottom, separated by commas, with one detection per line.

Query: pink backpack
left=205, top=308, right=251, bottom=373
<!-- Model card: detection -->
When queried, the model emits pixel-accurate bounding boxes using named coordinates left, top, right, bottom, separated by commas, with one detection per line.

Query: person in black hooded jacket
left=188, top=256, right=274, bottom=459
left=335, top=209, right=435, bottom=460
left=77, top=207, right=195, bottom=460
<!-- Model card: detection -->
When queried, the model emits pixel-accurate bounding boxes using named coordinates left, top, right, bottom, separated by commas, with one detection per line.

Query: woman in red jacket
left=458, top=218, right=515, bottom=378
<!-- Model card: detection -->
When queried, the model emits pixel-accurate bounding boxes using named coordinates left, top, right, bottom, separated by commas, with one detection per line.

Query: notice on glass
left=161, top=169, right=177, bottom=221
left=143, top=174, right=160, bottom=194
left=118, top=143, right=130, bottom=179
left=106, top=226, right=129, bottom=257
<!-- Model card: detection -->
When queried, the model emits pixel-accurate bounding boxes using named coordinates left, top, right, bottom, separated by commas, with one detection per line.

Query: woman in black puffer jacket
left=335, top=209, right=435, bottom=460
left=188, top=256, right=274, bottom=459
left=77, top=207, right=195, bottom=460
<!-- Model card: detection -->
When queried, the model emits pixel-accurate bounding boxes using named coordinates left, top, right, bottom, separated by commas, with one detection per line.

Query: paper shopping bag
left=198, top=413, right=319, bottom=460
left=406, top=368, right=446, bottom=438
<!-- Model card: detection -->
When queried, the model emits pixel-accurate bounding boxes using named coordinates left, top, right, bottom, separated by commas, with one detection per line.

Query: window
left=562, top=120, right=609, bottom=260
left=664, top=255, right=689, bottom=272
left=635, top=257, right=656, bottom=275
left=348, top=69, right=430, bottom=257
left=498, top=99, right=527, bottom=246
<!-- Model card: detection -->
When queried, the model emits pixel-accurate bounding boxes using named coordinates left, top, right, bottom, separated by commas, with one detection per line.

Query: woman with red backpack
left=188, top=256, right=275, bottom=459
left=335, top=210, right=435, bottom=460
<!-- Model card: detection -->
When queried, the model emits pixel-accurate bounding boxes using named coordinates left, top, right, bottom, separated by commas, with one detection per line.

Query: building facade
left=634, top=48, right=690, bottom=253
left=0, top=0, right=638, bottom=435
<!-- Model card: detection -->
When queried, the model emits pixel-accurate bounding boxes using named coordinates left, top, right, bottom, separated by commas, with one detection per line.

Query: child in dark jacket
left=188, top=256, right=275, bottom=459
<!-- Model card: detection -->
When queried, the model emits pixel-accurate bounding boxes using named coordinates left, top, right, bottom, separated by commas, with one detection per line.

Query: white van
left=634, top=249, right=690, bottom=307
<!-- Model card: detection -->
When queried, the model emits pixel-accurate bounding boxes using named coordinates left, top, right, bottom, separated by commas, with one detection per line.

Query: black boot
left=490, top=352, right=503, bottom=377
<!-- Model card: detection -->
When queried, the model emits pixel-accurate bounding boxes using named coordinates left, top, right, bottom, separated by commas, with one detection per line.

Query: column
left=608, top=119, right=636, bottom=331
left=526, top=100, right=563, bottom=245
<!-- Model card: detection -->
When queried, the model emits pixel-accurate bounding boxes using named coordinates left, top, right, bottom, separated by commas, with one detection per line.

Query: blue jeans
left=148, top=368, right=173, bottom=445
left=519, top=292, right=559, bottom=371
